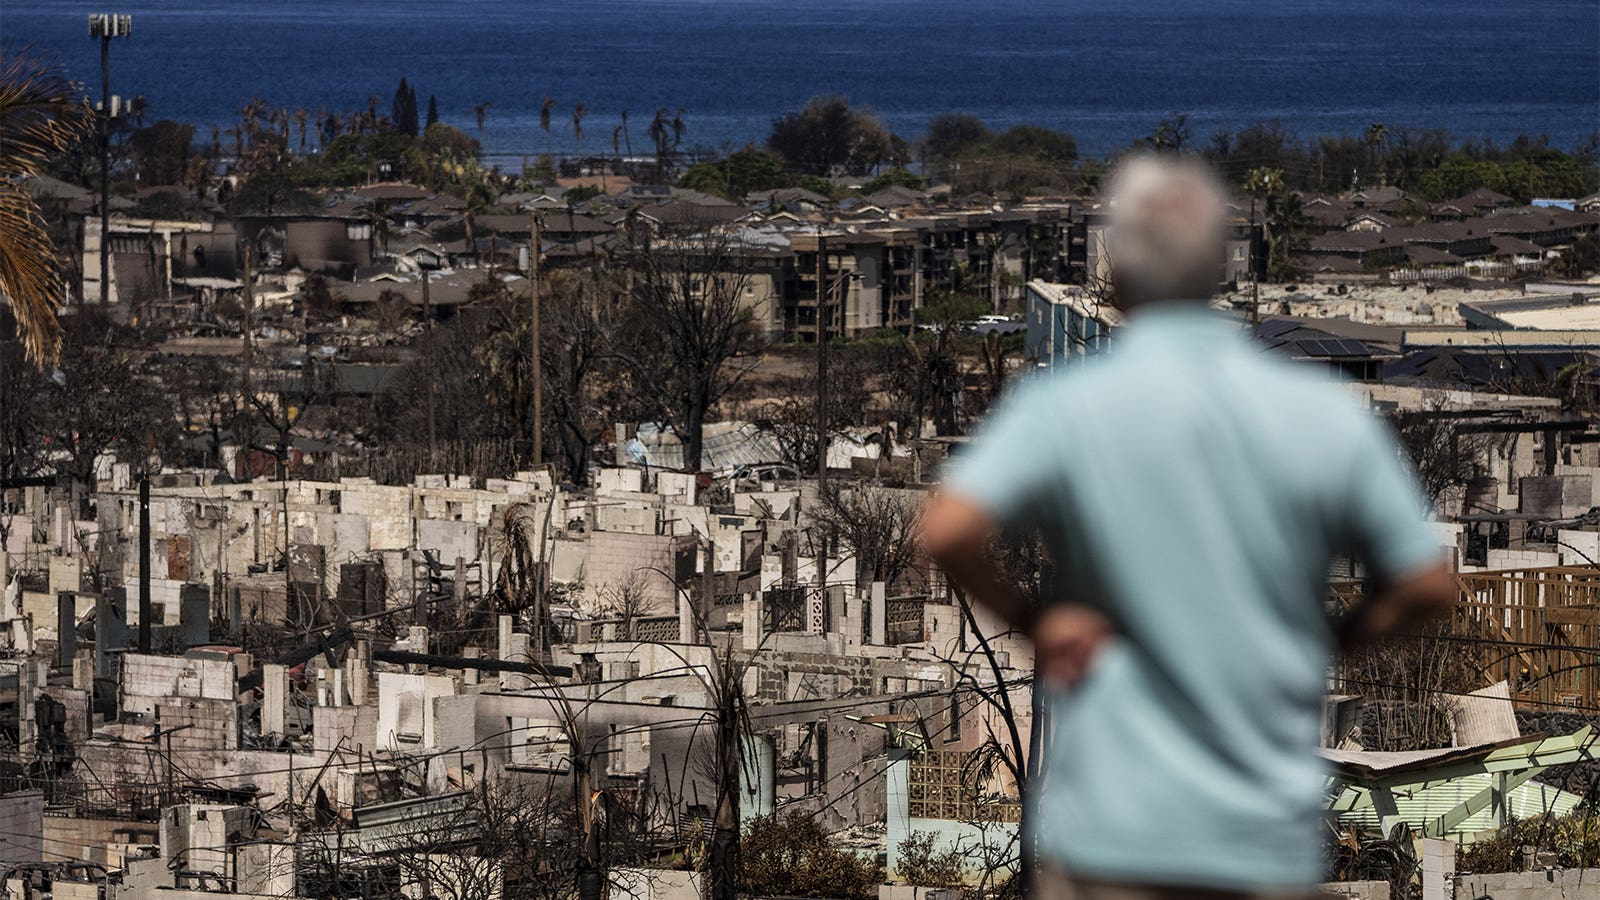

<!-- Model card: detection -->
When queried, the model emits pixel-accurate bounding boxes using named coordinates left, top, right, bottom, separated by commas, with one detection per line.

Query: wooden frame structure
left=1333, top=565, right=1600, bottom=709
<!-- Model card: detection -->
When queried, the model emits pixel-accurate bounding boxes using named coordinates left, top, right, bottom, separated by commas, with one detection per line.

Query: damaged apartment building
left=0, top=454, right=1032, bottom=899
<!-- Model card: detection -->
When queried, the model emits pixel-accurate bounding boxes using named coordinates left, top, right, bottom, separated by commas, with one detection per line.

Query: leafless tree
left=613, top=214, right=765, bottom=472
left=1392, top=411, right=1493, bottom=511
left=812, top=482, right=925, bottom=591
left=1335, top=617, right=1480, bottom=751
left=595, top=570, right=651, bottom=637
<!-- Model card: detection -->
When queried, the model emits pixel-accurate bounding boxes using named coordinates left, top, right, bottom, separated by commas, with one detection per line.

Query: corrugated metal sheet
left=1451, top=680, right=1520, bottom=746
left=1335, top=775, right=1582, bottom=836
left=625, top=422, right=783, bottom=473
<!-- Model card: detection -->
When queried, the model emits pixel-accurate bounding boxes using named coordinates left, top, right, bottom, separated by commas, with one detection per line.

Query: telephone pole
left=138, top=470, right=150, bottom=653
left=88, top=14, right=131, bottom=308
left=530, top=214, right=543, bottom=467
left=423, top=270, right=436, bottom=458
left=814, top=234, right=828, bottom=486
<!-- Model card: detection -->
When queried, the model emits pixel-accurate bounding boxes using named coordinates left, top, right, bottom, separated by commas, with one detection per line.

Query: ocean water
left=4, top=0, right=1598, bottom=163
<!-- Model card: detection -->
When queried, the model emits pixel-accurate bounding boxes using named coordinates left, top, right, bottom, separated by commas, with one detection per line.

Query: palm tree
left=539, top=95, right=556, bottom=160
left=648, top=108, right=670, bottom=181
left=571, top=103, right=586, bottom=160
left=473, top=101, right=492, bottom=146
left=1364, top=122, right=1388, bottom=184
left=0, top=51, right=94, bottom=366
left=619, top=110, right=633, bottom=158
left=292, top=107, right=309, bottom=153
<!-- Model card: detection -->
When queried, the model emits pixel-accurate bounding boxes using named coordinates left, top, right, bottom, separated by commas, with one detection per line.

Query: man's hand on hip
left=1033, top=605, right=1114, bottom=688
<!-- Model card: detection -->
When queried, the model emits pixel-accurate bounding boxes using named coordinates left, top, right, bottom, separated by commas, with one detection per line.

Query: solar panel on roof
left=1256, top=319, right=1302, bottom=340
left=1296, top=338, right=1371, bottom=358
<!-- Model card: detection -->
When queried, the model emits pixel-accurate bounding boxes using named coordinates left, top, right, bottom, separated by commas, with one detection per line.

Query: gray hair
left=1104, top=155, right=1228, bottom=306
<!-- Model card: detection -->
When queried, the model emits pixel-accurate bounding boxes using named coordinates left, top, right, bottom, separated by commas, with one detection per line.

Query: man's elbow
left=917, top=495, right=991, bottom=566
left=1397, top=563, right=1459, bottom=620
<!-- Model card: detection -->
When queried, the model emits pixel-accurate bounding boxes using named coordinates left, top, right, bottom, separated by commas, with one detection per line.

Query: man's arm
left=920, top=493, right=1112, bottom=686
left=918, top=493, right=1034, bottom=631
left=1336, top=561, right=1458, bottom=653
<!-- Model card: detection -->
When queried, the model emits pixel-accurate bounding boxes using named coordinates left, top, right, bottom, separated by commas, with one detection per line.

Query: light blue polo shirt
left=946, top=303, right=1440, bottom=891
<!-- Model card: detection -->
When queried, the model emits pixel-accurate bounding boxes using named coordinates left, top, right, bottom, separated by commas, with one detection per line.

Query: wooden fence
left=1333, top=566, right=1600, bottom=709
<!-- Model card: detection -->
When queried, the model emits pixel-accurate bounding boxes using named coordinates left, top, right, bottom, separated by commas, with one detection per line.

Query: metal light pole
left=88, top=13, right=132, bottom=308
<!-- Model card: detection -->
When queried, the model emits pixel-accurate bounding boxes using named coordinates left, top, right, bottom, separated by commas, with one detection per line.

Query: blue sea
left=4, top=0, right=1598, bottom=163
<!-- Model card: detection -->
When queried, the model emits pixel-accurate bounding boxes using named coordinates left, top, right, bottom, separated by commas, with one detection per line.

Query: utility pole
left=814, top=235, right=828, bottom=486
left=1249, top=197, right=1260, bottom=337
left=88, top=14, right=131, bottom=309
left=138, top=470, right=150, bottom=653
left=423, top=270, right=436, bottom=459
left=240, top=249, right=254, bottom=433
left=530, top=214, right=543, bottom=467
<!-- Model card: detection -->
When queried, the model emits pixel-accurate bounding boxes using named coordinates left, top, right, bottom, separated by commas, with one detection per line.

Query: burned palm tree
left=493, top=500, right=554, bottom=649
left=649, top=108, right=671, bottom=182
left=571, top=102, right=586, bottom=160
left=539, top=94, right=557, bottom=160
left=473, top=101, right=492, bottom=147
left=0, top=50, right=95, bottom=366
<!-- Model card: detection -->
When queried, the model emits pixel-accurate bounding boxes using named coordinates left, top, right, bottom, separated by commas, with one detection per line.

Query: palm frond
left=0, top=51, right=93, bottom=178
left=0, top=51, right=92, bottom=367
left=0, top=184, right=64, bottom=364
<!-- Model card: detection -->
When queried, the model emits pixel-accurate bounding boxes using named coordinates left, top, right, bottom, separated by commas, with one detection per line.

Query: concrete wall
left=1456, top=868, right=1600, bottom=898
left=582, top=531, right=679, bottom=614
left=1321, top=882, right=1388, bottom=900
left=120, top=653, right=237, bottom=717
left=0, top=792, right=43, bottom=863
left=42, top=815, right=159, bottom=867
left=1484, top=548, right=1561, bottom=571
left=611, top=868, right=702, bottom=900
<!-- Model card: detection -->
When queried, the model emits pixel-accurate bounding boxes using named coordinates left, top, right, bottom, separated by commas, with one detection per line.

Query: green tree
left=1364, top=121, right=1388, bottom=179
left=1501, top=154, right=1589, bottom=203
left=768, top=95, right=892, bottom=176
left=992, top=124, right=1077, bottom=163
left=677, top=162, right=729, bottom=198
left=679, top=149, right=791, bottom=200
left=390, top=77, right=419, bottom=137
left=922, top=112, right=991, bottom=164
left=127, top=119, right=195, bottom=186
left=860, top=168, right=923, bottom=194
left=720, top=148, right=790, bottom=196
left=1554, top=233, right=1600, bottom=279
left=1416, top=154, right=1507, bottom=201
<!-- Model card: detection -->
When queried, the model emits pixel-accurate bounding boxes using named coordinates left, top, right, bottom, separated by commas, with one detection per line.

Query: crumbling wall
left=1456, top=869, right=1600, bottom=898
left=0, top=792, right=42, bottom=863
left=582, top=531, right=679, bottom=614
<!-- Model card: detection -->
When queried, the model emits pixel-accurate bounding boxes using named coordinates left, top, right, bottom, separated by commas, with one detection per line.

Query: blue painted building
left=1024, top=280, right=1122, bottom=367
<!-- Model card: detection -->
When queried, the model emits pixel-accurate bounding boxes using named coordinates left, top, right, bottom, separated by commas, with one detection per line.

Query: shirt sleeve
left=942, top=378, right=1056, bottom=526
left=1341, top=410, right=1443, bottom=579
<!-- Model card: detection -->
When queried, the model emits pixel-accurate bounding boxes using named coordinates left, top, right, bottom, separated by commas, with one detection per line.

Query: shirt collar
left=1122, top=302, right=1244, bottom=342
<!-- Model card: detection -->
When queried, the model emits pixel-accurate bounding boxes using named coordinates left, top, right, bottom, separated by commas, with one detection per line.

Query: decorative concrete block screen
left=906, top=749, right=1021, bottom=823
